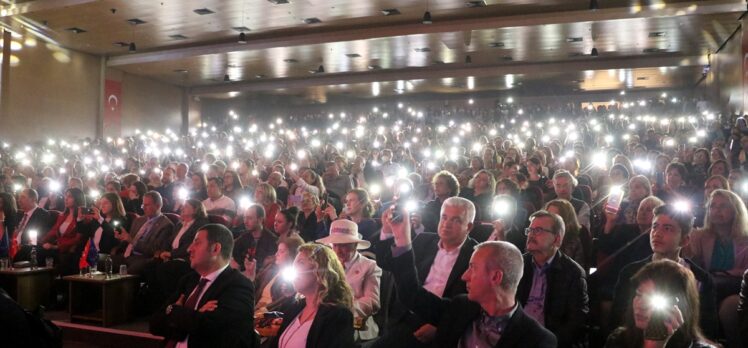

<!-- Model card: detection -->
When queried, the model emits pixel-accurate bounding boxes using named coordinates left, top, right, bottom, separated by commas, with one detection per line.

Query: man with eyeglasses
left=516, top=210, right=589, bottom=348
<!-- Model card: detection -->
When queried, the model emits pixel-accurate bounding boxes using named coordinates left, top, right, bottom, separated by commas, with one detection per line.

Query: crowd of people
left=1, top=95, right=748, bottom=347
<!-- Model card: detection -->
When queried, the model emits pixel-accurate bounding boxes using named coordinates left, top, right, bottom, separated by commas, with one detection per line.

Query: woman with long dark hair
left=125, top=181, right=147, bottom=215
left=40, top=188, right=86, bottom=275
left=76, top=192, right=131, bottom=255
left=605, top=260, right=717, bottom=348
left=274, top=207, right=301, bottom=244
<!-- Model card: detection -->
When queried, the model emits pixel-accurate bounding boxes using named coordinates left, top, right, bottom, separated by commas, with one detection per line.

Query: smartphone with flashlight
left=644, top=295, right=679, bottom=341
left=320, top=193, right=329, bottom=210
left=605, top=187, right=624, bottom=214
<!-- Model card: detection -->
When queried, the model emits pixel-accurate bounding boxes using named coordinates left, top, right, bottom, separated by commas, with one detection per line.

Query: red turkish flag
left=104, top=80, right=122, bottom=137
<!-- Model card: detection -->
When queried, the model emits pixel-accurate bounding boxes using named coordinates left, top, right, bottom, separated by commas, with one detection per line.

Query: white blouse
left=278, top=314, right=313, bottom=348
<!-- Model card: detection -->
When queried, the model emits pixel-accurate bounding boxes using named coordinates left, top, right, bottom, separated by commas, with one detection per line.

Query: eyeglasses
left=524, top=227, right=556, bottom=236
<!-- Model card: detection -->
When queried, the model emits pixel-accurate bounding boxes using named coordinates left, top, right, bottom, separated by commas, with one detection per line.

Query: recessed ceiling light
left=648, top=32, right=665, bottom=38
left=193, top=8, right=215, bottom=15
left=566, top=37, right=583, bottom=43
left=169, top=34, right=188, bottom=40
left=489, top=42, right=505, bottom=48
left=232, top=26, right=251, bottom=32
left=66, top=27, right=86, bottom=34
left=127, top=18, right=146, bottom=25
left=173, top=69, right=189, bottom=73
left=255, top=74, right=266, bottom=78
left=113, top=41, right=129, bottom=47
left=414, top=47, right=431, bottom=52
left=466, top=0, right=487, bottom=8
left=381, top=8, right=401, bottom=16
left=345, top=53, right=361, bottom=58
left=267, top=0, right=289, bottom=4
left=303, top=17, right=321, bottom=24
left=283, top=58, right=298, bottom=63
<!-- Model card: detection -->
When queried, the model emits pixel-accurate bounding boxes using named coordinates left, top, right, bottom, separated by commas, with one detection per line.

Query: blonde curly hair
left=297, top=243, right=353, bottom=309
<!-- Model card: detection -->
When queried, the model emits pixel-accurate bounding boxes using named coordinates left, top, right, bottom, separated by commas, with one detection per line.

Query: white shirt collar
left=437, top=237, right=466, bottom=255
left=202, top=263, right=230, bottom=283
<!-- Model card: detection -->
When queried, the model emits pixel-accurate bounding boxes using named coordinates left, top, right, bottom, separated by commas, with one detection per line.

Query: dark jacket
left=15, top=207, right=52, bottom=245
left=75, top=217, right=129, bottom=254
left=150, top=266, right=257, bottom=348
left=390, top=247, right=557, bottom=348
left=169, top=217, right=210, bottom=260
left=126, top=214, right=175, bottom=258
left=374, top=232, right=477, bottom=331
left=234, top=228, right=278, bottom=270
left=610, top=256, right=719, bottom=339
left=268, top=299, right=354, bottom=348
left=516, top=251, right=589, bottom=348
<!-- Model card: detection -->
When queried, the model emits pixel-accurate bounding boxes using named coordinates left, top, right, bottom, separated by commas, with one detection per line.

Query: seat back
left=163, top=213, right=181, bottom=226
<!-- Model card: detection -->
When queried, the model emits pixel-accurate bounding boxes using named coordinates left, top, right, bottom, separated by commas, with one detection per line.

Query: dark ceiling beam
left=189, top=53, right=705, bottom=95
left=0, top=0, right=99, bottom=17
left=107, top=0, right=744, bottom=67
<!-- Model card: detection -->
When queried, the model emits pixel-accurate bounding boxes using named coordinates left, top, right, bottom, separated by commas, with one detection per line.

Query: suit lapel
left=416, top=237, right=439, bottom=284
left=444, top=239, right=474, bottom=293
left=197, top=267, right=232, bottom=307
left=494, top=307, right=527, bottom=348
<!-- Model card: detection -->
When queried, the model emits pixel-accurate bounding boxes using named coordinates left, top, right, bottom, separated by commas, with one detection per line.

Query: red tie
left=164, top=278, right=210, bottom=348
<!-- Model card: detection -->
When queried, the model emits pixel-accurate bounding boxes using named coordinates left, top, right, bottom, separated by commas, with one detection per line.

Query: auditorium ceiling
left=0, top=0, right=744, bottom=101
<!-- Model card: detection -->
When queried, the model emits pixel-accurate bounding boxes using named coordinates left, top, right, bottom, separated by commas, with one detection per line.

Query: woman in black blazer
left=269, top=243, right=354, bottom=348
left=154, top=199, right=210, bottom=298
left=76, top=192, right=132, bottom=255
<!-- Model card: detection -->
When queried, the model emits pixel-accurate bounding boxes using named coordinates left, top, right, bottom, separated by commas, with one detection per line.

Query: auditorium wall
left=3, top=40, right=100, bottom=143
left=107, top=68, right=185, bottom=136
left=0, top=36, right=189, bottom=143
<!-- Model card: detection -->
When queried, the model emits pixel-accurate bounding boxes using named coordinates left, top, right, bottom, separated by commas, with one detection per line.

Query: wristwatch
left=166, top=304, right=174, bottom=315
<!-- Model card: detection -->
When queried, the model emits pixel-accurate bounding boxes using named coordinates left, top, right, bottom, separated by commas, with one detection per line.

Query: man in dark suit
left=381, top=201, right=557, bottom=348
left=516, top=210, right=589, bottom=348
left=373, top=197, right=478, bottom=348
left=233, top=204, right=277, bottom=271
left=610, top=204, right=718, bottom=339
left=150, top=223, right=256, bottom=348
left=12, top=188, right=52, bottom=262
left=115, top=191, right=174, bottom=274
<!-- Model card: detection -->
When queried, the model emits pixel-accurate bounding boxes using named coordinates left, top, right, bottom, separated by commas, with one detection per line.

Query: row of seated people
left=1, top=167, right=745, bottom=346
left=147, top=196, right=748, bottom=348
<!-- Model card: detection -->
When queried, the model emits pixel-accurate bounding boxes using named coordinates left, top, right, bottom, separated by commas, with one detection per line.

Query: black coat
left=390, top=247, right=557, bottom=348
left=16, top=207, right=52, bottom=245
left=234, top=228, right=278, bottom=270
left=170, top=218, right=210, bottom=260
left=268, top=299, right=354, bottom=348
left=739, top=269, right=748, bottom=346
left=374, top=232, right=477, bottom=331
left=516, top=251, right=589, bottom=348
left=75, top=217, right=130, bottom=254
left=150, top=266, right=257, bottom=348
left=610, top=256, right=719, bottom=339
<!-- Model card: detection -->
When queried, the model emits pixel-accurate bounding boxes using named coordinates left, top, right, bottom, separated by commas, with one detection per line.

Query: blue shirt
left=459, top=303, right=518, bottom=348
left=524, top=254, right=555, bottom=325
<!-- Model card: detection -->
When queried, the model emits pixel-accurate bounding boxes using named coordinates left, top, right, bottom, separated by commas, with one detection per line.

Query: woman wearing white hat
left=317, top=219, right=382, bottom=343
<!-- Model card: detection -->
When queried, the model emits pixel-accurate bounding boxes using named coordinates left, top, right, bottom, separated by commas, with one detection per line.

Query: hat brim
left=316, top=235, right=371, bottom=249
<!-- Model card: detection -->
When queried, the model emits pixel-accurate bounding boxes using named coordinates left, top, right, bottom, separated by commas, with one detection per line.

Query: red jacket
left=42, top=212, right=82, bottom=254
